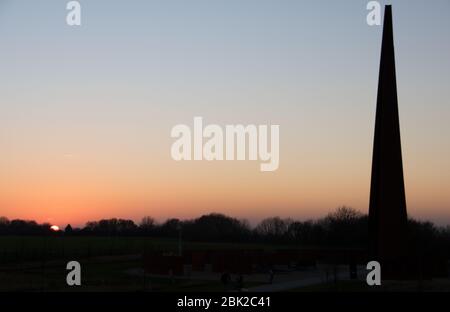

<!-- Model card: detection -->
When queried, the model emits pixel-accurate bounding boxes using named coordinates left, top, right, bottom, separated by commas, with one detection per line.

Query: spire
left=368, top=5, right=409, bottom=278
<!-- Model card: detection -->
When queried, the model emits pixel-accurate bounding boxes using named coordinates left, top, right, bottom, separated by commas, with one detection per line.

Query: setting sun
left=50, top=225, right=60, bottom=232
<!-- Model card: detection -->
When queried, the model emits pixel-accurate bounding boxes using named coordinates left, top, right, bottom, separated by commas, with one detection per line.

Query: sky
left=0, top=0, right=450, bottom=227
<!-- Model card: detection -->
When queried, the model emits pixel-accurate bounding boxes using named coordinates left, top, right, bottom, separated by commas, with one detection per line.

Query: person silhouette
left=220, top=272, right=231, bottom=290
left=236, top=274, right=244, bottom=291
left=268, top=269, right=274, bottom=284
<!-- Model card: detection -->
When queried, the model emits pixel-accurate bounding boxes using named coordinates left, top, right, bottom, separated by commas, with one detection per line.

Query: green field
left=0, top=258, right=262, bottom=292
left=0, top=236, right=280, bottom=264
left=0, top=236, right=271, bottom=291
left=291, top=279, right=450, bottom=292
left=2, top=236, right=449, bottom=292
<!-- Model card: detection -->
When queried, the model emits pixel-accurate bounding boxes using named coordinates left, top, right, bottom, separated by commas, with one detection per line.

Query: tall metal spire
left=368, top=5, right=409, bottom=278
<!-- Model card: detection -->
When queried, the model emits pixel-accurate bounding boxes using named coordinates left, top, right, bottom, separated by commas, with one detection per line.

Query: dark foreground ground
left=1, top=236, right=449, bottom=292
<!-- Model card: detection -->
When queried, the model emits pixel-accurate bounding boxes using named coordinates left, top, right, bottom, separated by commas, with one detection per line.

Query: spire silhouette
left=368, top=5, right=409, bottom=278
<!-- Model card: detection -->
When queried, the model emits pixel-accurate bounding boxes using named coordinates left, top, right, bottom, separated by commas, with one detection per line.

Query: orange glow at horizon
left=1, top=148, right=450, bottom=227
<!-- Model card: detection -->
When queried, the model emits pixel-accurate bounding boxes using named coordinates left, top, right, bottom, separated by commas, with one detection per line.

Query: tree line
left=1, top=207, right=450, bottom=251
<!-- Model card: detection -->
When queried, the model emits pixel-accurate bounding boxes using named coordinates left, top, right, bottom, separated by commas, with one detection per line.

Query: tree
left=65, top=224, right=73, bottom=234
left=320, top=206, right=367, bottom=246
left=184, top=213, right=251, bottom=242
left=159, top=218, right=181, bottom=237
left=82, top=219, right=137, bottom=236
left=255, top=217, right=292, bottom=241
left=325, top=206, right=363, bottom=223
left=0, top=217, right=10, bottom=234
left=141, top=216, right=156, bottom=228
left=140, top=216, right=156, bottom=235
left=287, top=220, right=315, bottom=243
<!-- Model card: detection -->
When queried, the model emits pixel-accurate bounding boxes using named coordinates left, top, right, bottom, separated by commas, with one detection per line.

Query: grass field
left=0, top=258, right=263, bottom=292
left=0, top=235, right=278, bottom=291
left=0, top=236, right=282, bottom=264
left=1, top=237, right=449, bottom=292
left=291, top=279, right=450, bottom=292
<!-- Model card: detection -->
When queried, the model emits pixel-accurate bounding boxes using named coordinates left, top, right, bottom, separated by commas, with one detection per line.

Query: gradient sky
left=0, top=0, right=449, bottom=227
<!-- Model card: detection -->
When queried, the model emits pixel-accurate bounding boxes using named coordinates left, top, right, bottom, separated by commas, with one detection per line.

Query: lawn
left=0, top=258, right=260, bottom=292
left=0, top=236, right=271, bottom=291
left=290, top=279, right=450, bottom=292
left=0, top=235, right=320, bottom=264
left=0, top=236, right=273, bottom=264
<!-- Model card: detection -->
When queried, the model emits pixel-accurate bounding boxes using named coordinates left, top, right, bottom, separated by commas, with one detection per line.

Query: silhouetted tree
left=0, top=217, right=10, bottom=235
left=140, top=216, right=157, bottom=235
left=319, top=206, right=368, bottom=246
left=255, top=217, right=292, bottom=241
left=65, top=224, right=73, bottom=234
left=0, top=208, right=449, bottom=260
left=287, top=220, right=315, bottom=243
left=159, top=218, right=181, bottom=237
left=82, top=218, right=137, bottom=236
left=183, top=213, right=251, bottom=242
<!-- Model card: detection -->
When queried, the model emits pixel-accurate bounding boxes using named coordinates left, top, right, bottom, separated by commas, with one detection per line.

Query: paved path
left=247, top=273, right=351, bottom=292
